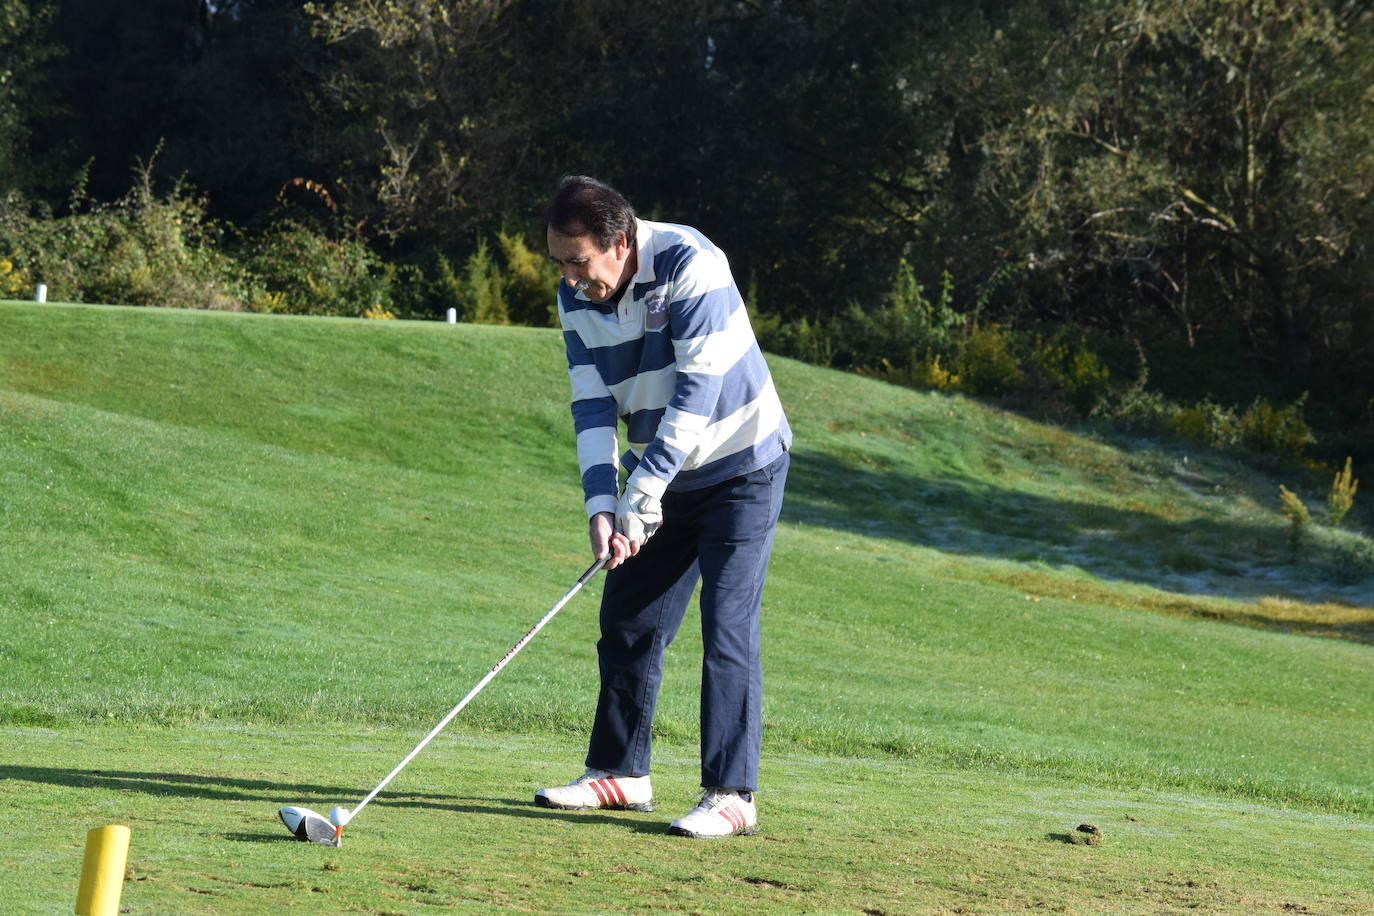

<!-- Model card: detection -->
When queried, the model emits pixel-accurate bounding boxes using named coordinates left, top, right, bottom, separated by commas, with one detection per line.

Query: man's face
left=547, top=227, right=634, bottom=303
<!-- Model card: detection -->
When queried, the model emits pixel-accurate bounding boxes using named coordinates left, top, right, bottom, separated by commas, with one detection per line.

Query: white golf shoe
left=535, top=769, right=655, bottom=811
left=667, top=788, right=757, bottom=838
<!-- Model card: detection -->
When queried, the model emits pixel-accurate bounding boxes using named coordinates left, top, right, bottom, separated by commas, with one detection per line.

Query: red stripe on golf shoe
left=719, top=804, right=743, bottom=830
left=600, top=778, right=628, bottom=806
left=588, top=779, right=611, bottom=806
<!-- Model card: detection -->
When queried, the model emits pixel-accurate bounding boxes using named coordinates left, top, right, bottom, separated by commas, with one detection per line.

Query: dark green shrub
left=856, top=351, right=961, bottom=391
left=371, top=251, right=464, bottom=321
left=752, top=312, right=837, bottom=367
left=1239, top=396, right=1314, bottom=462
left=755, top=262, right=962, bottom=374
left=956, top=324, right=1024, bottom=396
left=1320, top=529, right=1374, bottom=584
left=246, top=219, right=392, bottom=317
left=833, top=263, right=960, bottom=370
left=432, top=254, right=464, bottom=317
left=0, top=171, right=252, bottom=310
left=1023, top=330, right=1113, bottom=415
left=379, top=261, right=429, bottom=319
left=1164, top=396, right=1315, bottom=463
left=1168, top=399, right=1241, bottom=450
left=459, top=237, right=508, bottom=324
left=498, top=230, right=559, bottom=327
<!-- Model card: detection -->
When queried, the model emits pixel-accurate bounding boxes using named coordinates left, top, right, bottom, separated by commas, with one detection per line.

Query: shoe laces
left=694, top=787, right=749, bottom=810
left=567, top=768, right=612, bottom=786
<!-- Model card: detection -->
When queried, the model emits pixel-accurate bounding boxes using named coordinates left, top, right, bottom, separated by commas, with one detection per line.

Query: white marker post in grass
left=75, top=825, right=130, bottom=916
left=35, top=283, right=47, bottom=303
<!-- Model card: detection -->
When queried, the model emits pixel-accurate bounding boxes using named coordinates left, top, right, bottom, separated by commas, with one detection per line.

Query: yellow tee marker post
left=75, top=825, right=130, bottom=916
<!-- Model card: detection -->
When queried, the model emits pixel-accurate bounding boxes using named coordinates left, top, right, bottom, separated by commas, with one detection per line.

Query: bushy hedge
left=0, top=255, right=30, bottom=297
left=245, top=219, right=392, bottom=317
left=753, top=265, right=1116, bottom=422
left=0, top=169, right=558, bottom=325
left=751, top=261, right=1321, bottom=465
left=1167, top=397, right=1314, bottom=462
left=0, top=168, right=1325, bottom=468
left=0, top=170, right=251, bottom=310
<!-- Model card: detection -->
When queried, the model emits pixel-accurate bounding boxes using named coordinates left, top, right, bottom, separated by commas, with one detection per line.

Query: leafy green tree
left=973, top=0, right=1374, bottom=374
left=303, top=0, right=526, bottom=238
left=297, top=0, right=993, bottom=324
left=467, top=238, right=510, bottom=323
left=0, top=0, right=59, bottom=193
left=568, top=0, right=968, bottom=319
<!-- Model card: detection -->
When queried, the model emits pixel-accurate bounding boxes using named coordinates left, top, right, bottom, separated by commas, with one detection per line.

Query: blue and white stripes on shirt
left=557, top=219, right=793, bottom=518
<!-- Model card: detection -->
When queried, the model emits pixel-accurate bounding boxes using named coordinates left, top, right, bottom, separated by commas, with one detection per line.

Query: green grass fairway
left=5, top=726, right=1372, bottom=915
left=1, top=300, right=1371, bottom=914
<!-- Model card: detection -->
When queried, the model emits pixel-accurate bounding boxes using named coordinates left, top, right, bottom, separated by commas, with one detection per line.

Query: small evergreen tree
left=1329, top=457, right=1359, bottom=527
left=462, top=238, right=508, bottom=325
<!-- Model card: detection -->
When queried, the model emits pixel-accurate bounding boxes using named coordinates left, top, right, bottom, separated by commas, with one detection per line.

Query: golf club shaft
left=348, top=555, right=609, bottom=820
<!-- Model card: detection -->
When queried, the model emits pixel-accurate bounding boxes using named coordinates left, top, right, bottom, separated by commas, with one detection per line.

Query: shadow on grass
left=0, top=766, right=665, bottom=836
left=0, top=766, right=381, bottom=803
left=440, top=798, right=666, bottom=835
left=785, top=449, right=1374, bottom=636
left=222, top=832, right=301, bottom=843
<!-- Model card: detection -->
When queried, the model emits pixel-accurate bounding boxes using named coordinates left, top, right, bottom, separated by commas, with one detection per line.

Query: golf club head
left=278, top=805, right=341, bottom=847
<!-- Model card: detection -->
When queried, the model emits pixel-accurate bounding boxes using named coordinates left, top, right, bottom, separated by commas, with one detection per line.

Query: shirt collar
left=630, top=218, right=655, bottom=285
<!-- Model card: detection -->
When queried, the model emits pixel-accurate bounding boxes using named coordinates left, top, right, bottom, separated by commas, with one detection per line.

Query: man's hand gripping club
left=589, top=482, right=663, bottom=570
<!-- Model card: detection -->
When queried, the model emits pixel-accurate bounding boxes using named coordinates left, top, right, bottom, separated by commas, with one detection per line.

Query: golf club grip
left=349, top=556, right=608, bottom=818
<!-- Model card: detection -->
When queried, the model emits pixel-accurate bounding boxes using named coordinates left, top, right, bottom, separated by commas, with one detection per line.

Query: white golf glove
left=615, top=481, right=663, bottom=546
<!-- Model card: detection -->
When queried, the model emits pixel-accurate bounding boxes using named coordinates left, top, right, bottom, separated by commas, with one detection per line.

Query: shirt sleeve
left=559, top=300, right=620, bottom=518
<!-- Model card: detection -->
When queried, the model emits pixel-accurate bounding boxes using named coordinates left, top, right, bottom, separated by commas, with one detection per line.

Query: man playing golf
left=535, top=176, right=791, bottom=838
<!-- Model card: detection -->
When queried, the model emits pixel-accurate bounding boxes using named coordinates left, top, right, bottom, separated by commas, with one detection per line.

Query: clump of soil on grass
left=1072, top=823, right=1103, bottom=845
left=1047, top=823, right=1104, bottom=845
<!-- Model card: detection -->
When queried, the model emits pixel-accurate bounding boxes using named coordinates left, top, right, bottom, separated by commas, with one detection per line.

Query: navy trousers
left=585, top=452, right=788, bottom=793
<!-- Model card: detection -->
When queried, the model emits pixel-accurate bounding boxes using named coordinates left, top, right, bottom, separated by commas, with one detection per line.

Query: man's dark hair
left=544, top=175, right=637, bottom=252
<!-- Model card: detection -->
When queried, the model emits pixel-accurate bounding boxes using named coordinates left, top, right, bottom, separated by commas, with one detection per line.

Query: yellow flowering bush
left=0, top=258, right=31, bottom=298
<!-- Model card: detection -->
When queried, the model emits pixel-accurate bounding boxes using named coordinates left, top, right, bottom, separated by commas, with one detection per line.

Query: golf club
left=278, top=555, right=609, bottom=846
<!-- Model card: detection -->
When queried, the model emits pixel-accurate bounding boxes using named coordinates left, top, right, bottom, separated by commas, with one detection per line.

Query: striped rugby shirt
left=558, top=218, right=792, bottom=518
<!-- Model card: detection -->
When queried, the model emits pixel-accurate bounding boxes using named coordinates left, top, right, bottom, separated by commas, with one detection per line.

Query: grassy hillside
left=1, top=300, right=1371, bottom=914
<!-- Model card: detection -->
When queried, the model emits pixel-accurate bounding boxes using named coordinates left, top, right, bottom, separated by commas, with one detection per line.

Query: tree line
left=2, top=0, right=1372, bottom=465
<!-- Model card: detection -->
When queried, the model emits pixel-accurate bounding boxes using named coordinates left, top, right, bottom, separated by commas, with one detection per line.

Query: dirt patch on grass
left=980, top=570, right=1374, bottom=644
